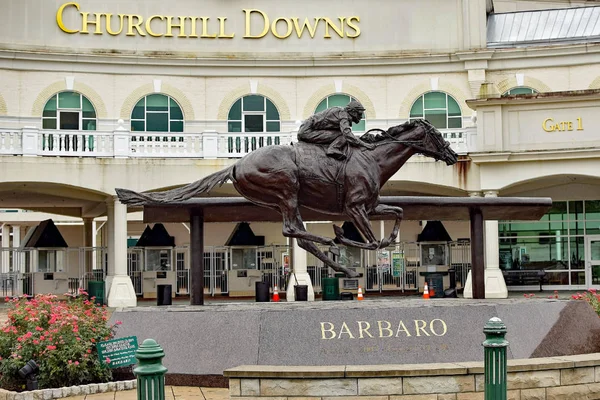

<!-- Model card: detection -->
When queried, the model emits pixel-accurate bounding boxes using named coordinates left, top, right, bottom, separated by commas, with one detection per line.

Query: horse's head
left=387, top=119, right=458, bottom=165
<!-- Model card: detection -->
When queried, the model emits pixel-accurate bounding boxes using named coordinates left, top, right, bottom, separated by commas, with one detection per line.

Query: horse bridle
left=364, top=120, right=449, bottom=157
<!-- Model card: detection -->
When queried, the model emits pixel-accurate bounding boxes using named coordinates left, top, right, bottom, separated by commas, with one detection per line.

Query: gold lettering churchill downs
left=56, top=3, right=361, bottom=39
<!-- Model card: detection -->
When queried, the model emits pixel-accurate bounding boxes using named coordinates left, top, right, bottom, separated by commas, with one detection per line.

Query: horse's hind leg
left=334, top=204, right=380, bottom=249
left=297, top=238, right=359, bottom=278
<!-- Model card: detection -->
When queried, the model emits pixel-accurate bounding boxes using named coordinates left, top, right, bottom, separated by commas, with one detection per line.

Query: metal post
left=483, top=317, right=509, bottom=400
left=470, top=207, right=485, bottom=299
left=134, top=339, right=168, bottom=400
left=190, top=208, right=204, bottom=305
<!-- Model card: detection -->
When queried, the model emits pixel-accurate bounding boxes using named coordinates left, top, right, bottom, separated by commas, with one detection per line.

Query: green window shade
left=409, top=99, right=423, bottom=118
left=170, top=121, right=183, bottom=132
left=146, top=94, right=168, bottom=112
left=352, top=119, right=365, bottom=132
left=132, top=100, right=145, bottom=119
left=243, top=95, right=264, bottom=111
left=505, top=87, right=537, bottom=96
left=315, top=99, right=328, bottom=113
left=447, top=97, right=461, bottom=117
left=43, top=95, right=57, bottom=117
left=424, top=110, right=447, bottom=129
left=424, top=92, right=446, bottom=109
left=266, top=100, right=279, bottom=120
left=244, top=115, right=263, bottom=132
left=448, top=117, right=462, bottom=129
left=228, top=121, right=242, bottom=132
left=58, top=92, right=81, bottom=109
left=170, top=99, right=183, bottom=119
left=328, top=94, right=350, bottom=107
left=42, top=119, right=57, bottom=129
left=82, top=97, right=96, bottom=118
left=228, top=99, right=242, bottom=120
left=147, top=113, right=169, bottom=132
left=83, top=119, right=96, bottom=130
left=131, top=121, right=145, bottom=132
left=266, top=121, right=280, bottom=132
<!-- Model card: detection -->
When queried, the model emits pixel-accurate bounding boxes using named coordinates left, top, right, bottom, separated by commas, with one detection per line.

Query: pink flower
left=35, top=326, right=43, bottom=331
left=74, top=361, right=79, bottom=366
left=46, top=345, right=56, bottom=350
left=105, top=357, right=111, bottom=363
left=115, top=321, right=122, bottom=325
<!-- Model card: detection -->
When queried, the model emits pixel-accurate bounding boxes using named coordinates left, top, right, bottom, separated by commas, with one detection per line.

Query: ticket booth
left=225, top=223, right=265, bottom=297
left=135, top=224, right=176, bottom=299
left=417, top=221, right=452, bottom=298
left=19, top=220, right=71, bottom=297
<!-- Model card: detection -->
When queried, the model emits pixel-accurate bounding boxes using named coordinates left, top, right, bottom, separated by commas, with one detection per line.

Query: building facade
left=1, top=0, right=600, bottom=305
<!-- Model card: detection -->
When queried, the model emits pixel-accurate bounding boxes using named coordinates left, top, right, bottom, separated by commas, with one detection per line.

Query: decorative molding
left=303, top=84, right=376, bottom=120
left=153, top=79, right=162, bottom=93
left=32, top=81, right=108, bottom=118
left=0, top=92, right=7, bottom=115
left=495, top=75, right=552, bottom=95
left=589, top=76, right=600, bottom=89
left=65, top=76, right=74, bottom=91
left=398, top=82, right=470, bottom=118
left=120, top=83, right=195, bottom=121
left=216, top=83, right=291, bottom=121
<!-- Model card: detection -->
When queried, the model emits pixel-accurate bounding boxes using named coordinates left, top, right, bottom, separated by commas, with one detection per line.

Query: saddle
left=293, top=142, right=351, bottom=213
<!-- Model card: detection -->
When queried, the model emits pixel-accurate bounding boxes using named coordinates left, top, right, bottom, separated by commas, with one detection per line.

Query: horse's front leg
left=297, top=239, right=359, bottom=278
left=371, top=204, right=404, bottom=248
left=334, top=204, right=380, bottom=250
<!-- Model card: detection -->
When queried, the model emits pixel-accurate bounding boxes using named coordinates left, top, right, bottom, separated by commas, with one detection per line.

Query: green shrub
left=0, top=292, right=121, bottom=391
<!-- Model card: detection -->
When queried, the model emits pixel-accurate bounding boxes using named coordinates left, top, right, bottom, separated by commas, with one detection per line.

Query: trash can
left=294, top=285, right=308, bottom=301
left=87, top=280, right=105, bottom=306
left=157, top=284, right=172, bottom=306
left=322, top=277, right=340, bottom=301
left=255, top=281, right=270, bottom=302
left=340, top=292, right=353, bottom=301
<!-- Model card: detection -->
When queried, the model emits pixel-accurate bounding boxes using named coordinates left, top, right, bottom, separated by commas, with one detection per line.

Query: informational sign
left=377, top=250, right=390, bottom=273
left=97, top=336, right=138, bottom=369
left=392, top=251, right=404, bottom=277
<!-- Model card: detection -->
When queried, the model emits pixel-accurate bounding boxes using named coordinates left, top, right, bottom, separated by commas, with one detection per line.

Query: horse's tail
left=116, top=165, right=235, bottom=206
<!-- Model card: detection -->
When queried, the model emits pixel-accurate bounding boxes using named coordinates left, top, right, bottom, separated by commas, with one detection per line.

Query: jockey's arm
left=340, top=118, right=374, bottom=149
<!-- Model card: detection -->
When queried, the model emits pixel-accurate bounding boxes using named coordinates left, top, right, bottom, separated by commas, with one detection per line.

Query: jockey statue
left=297, top=99, right=375, bottom=160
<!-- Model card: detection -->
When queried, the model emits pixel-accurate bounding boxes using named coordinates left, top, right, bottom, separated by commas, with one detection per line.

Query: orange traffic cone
left=272, top=285, right=280, bottom=302
left=423, top=282, right=430, bottom=299
left=357, top=286, right=364, bottom=301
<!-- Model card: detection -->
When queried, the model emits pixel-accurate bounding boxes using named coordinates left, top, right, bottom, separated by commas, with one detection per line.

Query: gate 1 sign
left=97, top=336, right=139, bottom=368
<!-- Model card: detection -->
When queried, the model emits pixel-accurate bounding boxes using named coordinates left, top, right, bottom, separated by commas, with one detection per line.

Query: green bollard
left=133, top=339, right=168, bottom=400
left=483, top=317, right=509, bottom=400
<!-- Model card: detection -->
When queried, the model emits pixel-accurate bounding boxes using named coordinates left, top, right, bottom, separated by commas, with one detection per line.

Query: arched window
left=315, top=94, right=366, bottom=132
left=502, top=87, right=538, bottom=96
left=227, top=95, right=281, bottom=133
left=409, top=91, right=462, bottom=129
left=42, top=92, right=97, bottom=130
left=131, top=94, right=184, bottom=132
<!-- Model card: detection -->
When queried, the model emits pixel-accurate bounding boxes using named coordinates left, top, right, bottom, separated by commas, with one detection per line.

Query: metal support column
left=470, top=207, right=485, bottom=299
left=190, top=208, right=204, bottom=306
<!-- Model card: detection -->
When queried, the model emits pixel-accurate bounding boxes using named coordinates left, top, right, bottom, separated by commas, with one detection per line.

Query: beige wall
left=0, top=0, right=486, bottom=56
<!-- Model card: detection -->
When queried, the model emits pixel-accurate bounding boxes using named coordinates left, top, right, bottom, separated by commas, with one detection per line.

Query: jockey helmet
left=345, top=99, right=366, bottom=112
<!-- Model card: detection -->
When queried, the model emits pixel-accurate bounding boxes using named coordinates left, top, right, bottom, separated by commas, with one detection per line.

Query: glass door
left=585, top=235, right=600, bottom=288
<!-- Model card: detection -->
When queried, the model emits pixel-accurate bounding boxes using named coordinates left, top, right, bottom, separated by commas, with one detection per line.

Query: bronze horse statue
left=116, top=119, right=458, bottom=277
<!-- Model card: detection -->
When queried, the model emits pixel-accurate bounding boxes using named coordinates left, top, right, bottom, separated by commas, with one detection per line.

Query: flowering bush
left=0, top=292, right=121, bottom=391
left=572, top=289, right=600, bottom=316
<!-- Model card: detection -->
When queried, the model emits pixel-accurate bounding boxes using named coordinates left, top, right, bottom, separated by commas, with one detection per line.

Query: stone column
left=1, top=224, right=10, bottom=274
left=286, top=236, right=315, bottom=301
left=83, top=218, right=94, bottom=274
left=482, top=191, right=508, bottom=298
left=105, top=198, right=137, bottom=307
